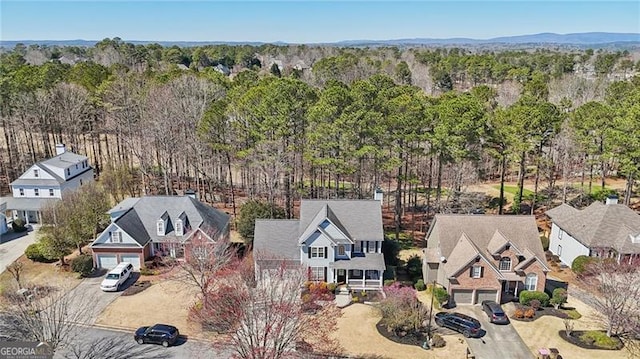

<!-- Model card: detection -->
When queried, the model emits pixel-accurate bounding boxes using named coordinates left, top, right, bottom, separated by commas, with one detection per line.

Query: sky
left=1, top=1, right=639, bottom=43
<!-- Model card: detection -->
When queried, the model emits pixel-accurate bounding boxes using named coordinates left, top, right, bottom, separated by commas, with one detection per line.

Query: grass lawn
left=493, top=185, right=534, bottom=198
left=0, top=255, right=78, bottom=300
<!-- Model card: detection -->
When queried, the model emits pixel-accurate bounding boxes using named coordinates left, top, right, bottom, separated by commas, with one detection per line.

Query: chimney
left=55, top=144, right=66, bottom=155
left=185, top=189, right=197, bottom=200
left=374, top=187, right=383, bottom=205
left=605, top=195, right=618, bottom=205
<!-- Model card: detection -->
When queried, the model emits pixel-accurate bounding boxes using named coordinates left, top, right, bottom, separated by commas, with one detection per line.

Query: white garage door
left=97, top=254, right=118, bottom=269
left=451, top=289, right=474, bottom=305
left=475, top=290, right=498, bottom=304
left=120, top=255, right=141, bottom=270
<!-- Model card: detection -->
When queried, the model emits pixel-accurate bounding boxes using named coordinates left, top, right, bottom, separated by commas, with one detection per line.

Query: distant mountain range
left=1, top=32, right=639, bottom=48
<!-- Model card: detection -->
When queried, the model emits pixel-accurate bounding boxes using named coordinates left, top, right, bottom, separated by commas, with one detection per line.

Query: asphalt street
left=54, top=325, right=233, bottom=359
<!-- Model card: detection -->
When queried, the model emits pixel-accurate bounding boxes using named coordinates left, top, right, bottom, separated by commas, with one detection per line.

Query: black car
left=481, top=300, right=510, bottom=324
left=434, top=312, right=482, bottom=338
left=134, top=324, right=179, bottom=347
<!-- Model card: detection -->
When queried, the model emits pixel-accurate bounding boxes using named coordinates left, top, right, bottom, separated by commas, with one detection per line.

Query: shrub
left=12, top=218, right=27, bottom=232
left=540, top=235, right=549, bottom=251
left=519, top=290, right=550, bottom=307
left=514, top=308, right=525, bottom=319
left=414, top=279, right=426, bottom=291
left=431, top=333, right=446, bottom=348
left=140, top=267, right=157, bottom=276
left=433, top=287, right=449, bottom=305
left=550, top=288, right=568, bottom=309
left=384, top=279, right=396, bottom=287
left=571, top=255, right=595, bottom=275
left=524, top=308, right=536, bottom=318
left=405, top=255, right=423, bottom=282
left=25, top=243, right=47, bottom=262
left=70, top=254, right=94, bottom=276
left=326, top=283, right=337, bottom=293
left=580, top=331, right=620, bottom=349
left=529, top=299, right=541, bottom=311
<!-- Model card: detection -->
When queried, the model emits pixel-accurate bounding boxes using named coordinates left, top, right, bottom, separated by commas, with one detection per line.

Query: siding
left=549, top=223, right=589, bottom=266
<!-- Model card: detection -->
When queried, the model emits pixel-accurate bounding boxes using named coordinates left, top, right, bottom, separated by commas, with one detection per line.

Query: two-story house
left=254, top=200, right=386, bottom=290
left=90, top=195, right=230, bottom=269
left=1, top=144, right=93, bottom=225
left=423, top=215, right=549, bottom=306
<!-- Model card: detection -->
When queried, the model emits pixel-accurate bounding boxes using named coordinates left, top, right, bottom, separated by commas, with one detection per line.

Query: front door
left=337, top=269, right=346, bottom=283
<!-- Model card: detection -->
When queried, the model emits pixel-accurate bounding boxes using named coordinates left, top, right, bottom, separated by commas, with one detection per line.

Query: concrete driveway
left=456, top=305, right=535, bottom=359
left=0, top=225, right=38, bottom=273
left=65, top=272, right=139, bottom=325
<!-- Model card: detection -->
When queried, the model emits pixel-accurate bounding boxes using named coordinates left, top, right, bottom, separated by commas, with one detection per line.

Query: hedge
left=571, top=255, right=595, bottom=275
left=519, top=290, right=550, bottom=307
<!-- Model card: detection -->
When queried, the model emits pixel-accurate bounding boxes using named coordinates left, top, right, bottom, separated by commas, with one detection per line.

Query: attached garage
left=451, top=289, right=474, bottom=305
left=475, top=289, right=498, bottom=304
left=120, top=254, right=142, bottom=270
left=96, top=254, right=118, bottom=269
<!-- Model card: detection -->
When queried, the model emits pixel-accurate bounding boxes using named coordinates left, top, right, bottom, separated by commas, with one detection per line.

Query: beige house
left=423, top=215, right=549, bottom=306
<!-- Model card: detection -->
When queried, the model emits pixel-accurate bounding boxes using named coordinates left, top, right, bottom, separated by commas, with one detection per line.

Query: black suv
left=134, top=324, right=179, bottom=347
left=434, top=312, right=482, bottom=338
left=481, top=300, right=510, bottom=324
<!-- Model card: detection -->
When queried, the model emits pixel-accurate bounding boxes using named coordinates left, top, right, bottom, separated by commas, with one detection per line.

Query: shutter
left=324, top=247, right=328, bottom=259
left=470, top=267, right=474, bottom=277
left=375, top=241, right=378, bottom=253
left=324, top=267, right=327, bottom=282
left=480, top=267, right=484, bottom=278
left=365, top=241, right=369, bottom=253
left=308, top=248, right=311, bottom=259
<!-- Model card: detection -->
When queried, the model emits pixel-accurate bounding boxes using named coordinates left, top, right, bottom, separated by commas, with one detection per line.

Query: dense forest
left=1, top=39, right=639, bottom=234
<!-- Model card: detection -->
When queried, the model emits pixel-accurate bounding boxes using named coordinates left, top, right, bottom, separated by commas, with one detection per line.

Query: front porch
left=151, top=242, right=185, bottom=259
left=335, top=268, right=383, bottom=290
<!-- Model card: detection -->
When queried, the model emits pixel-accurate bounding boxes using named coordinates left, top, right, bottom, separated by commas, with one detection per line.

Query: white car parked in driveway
left=100, top=262, right=133, bottom=292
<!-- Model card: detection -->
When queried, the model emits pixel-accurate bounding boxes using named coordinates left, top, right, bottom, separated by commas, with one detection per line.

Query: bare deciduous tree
left=6, top=261, right=25, bottom=289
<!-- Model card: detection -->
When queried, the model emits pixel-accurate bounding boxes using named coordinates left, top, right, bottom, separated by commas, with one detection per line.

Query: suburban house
left=254, top=200, right=386, bottom=290
left=546, top=196, right=640, bottom=267
left=423, top=215, right=549, bottom=306
left=90, top=195, right=230, bottom=270
left=0, top=144, right=93, bottom=225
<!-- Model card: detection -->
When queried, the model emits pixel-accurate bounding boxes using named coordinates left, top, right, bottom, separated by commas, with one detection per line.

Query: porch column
left=346, top=269, right=349, bottom=284
left=379, top=270, right=383, bottom=287
left=24, top=211, right=29, bottom=225
left=514, top=281, right=518, bottom=297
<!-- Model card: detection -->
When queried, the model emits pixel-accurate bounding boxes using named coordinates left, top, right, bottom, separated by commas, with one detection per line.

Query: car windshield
left=105, top=273, right=119, bottom=280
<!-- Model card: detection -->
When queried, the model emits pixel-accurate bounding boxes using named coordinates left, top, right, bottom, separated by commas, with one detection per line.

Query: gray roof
left=10, top=178, right=60, bottom=186
left=330, top=254, right=385, bottom=270
left=0, top=196, right=58, bottom=211
left=427, top=215, right=548, bottom=275
left=546, top=202, right=640, bottom=254
left=299, top=200, right=383, bottom=242
left=112, top=196, right=230, bottom=245
left=40, top=152, right=88, bottom=170
left=254, top=200, right=384, bottom=262
left=254, top=220, right=301, bottom=260
left=107, top=197, right=140, bottom=215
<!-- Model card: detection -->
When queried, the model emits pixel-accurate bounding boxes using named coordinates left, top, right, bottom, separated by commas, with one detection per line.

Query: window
left=558, top=230, right=563, bottom=240
left=471, top=266, right=482, bottom=278
left=525, top=273, right=538, bottom=291
left=19, top=188, right=24, bottom=196
left=309, top=267, right=324, bottom=281
left=499, top=257, right=512, bottom=271
left=75, top=164, right=78, bottom=169
left=80, top=179, right=83, bottom=186
left=367, top=241, right=376, bottom=253
left=110, top=231, right=122, bottom=243
left=66, top=168, right=70, bottom=176
left=352, top=269, right=362, bottom=278
left=49, top=189, right=54, bottom=196
left=337, top=245, right=345, bottom=256
left=557, top=245, right=562, bottom=256
left=354, top=241, right=362, bottom=253
left=365, top=270, right=380, bottom=280
left=33, top=169, right=39, bottom=177
left=175, top=220, right=183, bottom=236
left=156, top=220, right=165, bottom=236
left=310, top=247, right=325, bottom=258
left=34, top=189, right=39, bottom=196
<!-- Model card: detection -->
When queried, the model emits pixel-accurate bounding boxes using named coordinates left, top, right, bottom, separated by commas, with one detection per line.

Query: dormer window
left=157, top=219, right=165, bottom=236
left=175, top=219, right=183, bottom=236
left=499, top=257, right=512, bottom=271
left=33, top=169, right=39, bottom=177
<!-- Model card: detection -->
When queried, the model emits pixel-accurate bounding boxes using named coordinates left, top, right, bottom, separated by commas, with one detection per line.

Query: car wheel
left=463, top=330, right=471, bottom=338
left=136, top=338, right=144, bottom=345
left=435, top=318, right=444, bottom=327
left=162, top=340, right=169, bottom=348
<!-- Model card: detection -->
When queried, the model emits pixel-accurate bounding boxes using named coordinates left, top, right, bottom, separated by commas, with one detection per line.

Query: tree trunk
left=517, top=151, right=526, bottom=206
left=531, top=144, right=543, bottom=215
left=499, top=153, right=507, bottom=215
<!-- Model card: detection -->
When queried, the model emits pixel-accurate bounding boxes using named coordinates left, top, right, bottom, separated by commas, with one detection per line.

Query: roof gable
left=298, top=204, right=353, bottom=245
left=299, top=200, right=383, bottom=242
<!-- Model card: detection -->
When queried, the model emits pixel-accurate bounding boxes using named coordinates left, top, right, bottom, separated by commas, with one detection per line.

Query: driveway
left=0, top=225, right=38, bottom=273
left=456, top=306, right=534, bottom=359
left=65, top=272, right=138, bottom=325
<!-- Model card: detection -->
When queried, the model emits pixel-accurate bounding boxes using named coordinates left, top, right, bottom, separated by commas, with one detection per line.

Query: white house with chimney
left=1, top=144, right=94, bottom=226
left=546, top=195, right=640, bottom=267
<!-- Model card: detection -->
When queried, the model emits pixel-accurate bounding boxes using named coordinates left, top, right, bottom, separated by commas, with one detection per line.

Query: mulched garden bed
left=509, top=306, right=574, bottom=322
left=121, top=281, right=152, bottom=296
left=558, top=330, right=624, bottom=350
left=375, top=322, right=428, bottom=347
left=351, top=290, right=384, bottom=303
